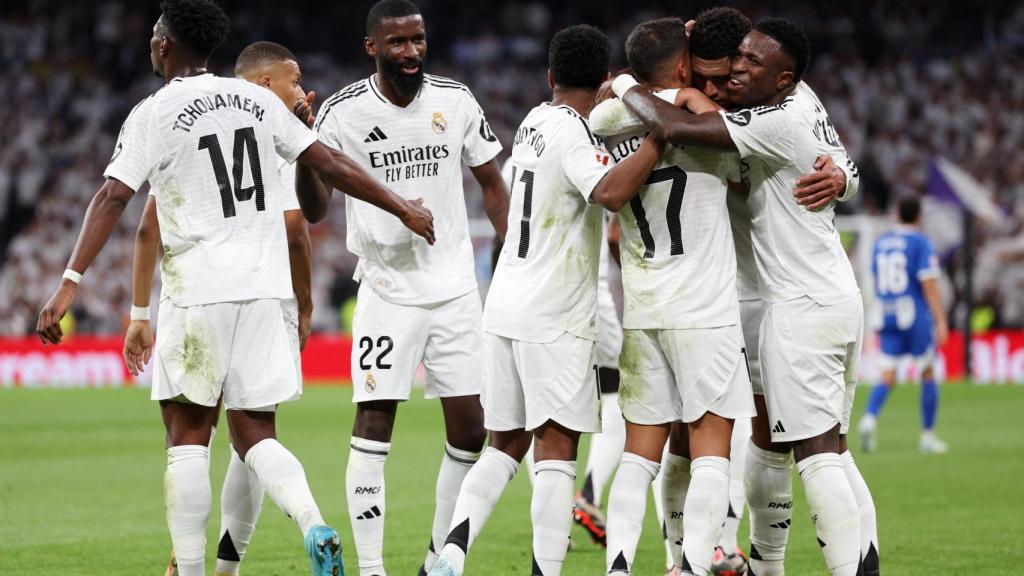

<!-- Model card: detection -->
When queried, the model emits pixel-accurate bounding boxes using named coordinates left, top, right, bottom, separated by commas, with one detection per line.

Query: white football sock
left=720, top=418, right=750, bottom=553
left=347, top=437, right=390, bottom=576
left=651, top=463, right=673, bottom=571
left=605, top=452, right=660, bottom=574
left=681, top=457, right=730, bottom=576
left=840, top=451, right=879, bottom=574
left=422, top=443, right=480, bottom=572
left=245, top=438, right=324, bottom=537
left=661, top=452, right=691, bottom=569
left=744, top=441, right=793, bottom=576
left=797, top=453, right=861, bottom=576
left=582, top=394, right=626, bottom=506
left=436, top=447, right=519, bottom=574
left=215, top=445, right=264, bottom=576
left=165, top=445, right=211, bottom=576
left=532, top=460, right=577, bottom=575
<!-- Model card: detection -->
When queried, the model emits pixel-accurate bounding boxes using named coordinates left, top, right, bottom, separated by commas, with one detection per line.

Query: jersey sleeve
left=562, top=117, right=613, bottom=201
left=915, top=236, right=940, bottom=281
left=719, top=105, right=795, bottom=164
left=103, top=97, right=160, bottom=191
left=460, top=92, right=503, bottom=167
left=313, top=100, right=345, bottom=150
left=277, top=157, right=300, bottom=212
left=268, top=96, right=317, bottom=163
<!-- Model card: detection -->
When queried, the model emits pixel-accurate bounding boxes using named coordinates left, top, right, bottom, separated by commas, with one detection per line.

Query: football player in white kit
left=685, top=9, right=860, bottom=576
left=128, top=41, right=321, bottom=576
left=36, top=2, right=433, bottom=575
left=611, top=17, right=878, bottom=576
left=296, top=2, right=508, bottom=575
left=589, top=19, right=756, bottom=576
left=429, top=24, right=665, bottom=576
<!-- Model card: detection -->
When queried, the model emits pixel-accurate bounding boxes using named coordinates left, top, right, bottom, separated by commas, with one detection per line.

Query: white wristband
left=611, top=74, right=640, bottom=98
left=62, top=268, right=83, bottom=284
left=130, top=306, right=151, bottom=321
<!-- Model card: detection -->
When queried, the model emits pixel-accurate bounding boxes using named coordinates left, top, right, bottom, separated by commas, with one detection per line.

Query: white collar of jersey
left=368, top=73, right=424, bottom=107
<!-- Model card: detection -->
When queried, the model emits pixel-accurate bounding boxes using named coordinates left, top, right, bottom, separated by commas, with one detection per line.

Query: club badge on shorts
left=365, top=372, right=377, bottom=393
left=432, top=112, right=447, bottom=134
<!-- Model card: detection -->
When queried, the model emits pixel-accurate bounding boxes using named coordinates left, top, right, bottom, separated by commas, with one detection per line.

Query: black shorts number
left=358, top=336, right=394, bottom=370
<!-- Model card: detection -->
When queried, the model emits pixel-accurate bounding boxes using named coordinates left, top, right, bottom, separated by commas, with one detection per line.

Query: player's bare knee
left=533, top=420, right=581, bottom=461
left=488, top=429, right=531, bottom=461
left=353, top=400, right=398, bottom=442
left=226, top=409, right=277, bottom=460
left=441, top=394, right=486, bottom=452
left=881, top=369, right=897, bottom=388
left=623, top=421, right=670, bottom=462
left=667, top=420, right=690, bottom=459
left=688, top=412, right=734, bottom=459
left=160, top=399, right=217, bottom=447
left=921, top=366, right=935, bottom=381
left=792, top=424, right=843, bottom=462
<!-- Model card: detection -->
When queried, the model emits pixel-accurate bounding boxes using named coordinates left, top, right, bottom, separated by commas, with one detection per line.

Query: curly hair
left=754, top=17, right=811, bottom=82
left=548, top=24, right=611, bottom=90
left=159, top=0, right=230, bottom=59
left=690, top=7, right=752, bottom=61
left=366, top=0, right=421, bottom=36
left=625, top=18, right=687, bottom=84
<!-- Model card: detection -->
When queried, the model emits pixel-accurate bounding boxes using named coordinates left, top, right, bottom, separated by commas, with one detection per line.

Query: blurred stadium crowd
left=1, top=0, right=1022, bottom=336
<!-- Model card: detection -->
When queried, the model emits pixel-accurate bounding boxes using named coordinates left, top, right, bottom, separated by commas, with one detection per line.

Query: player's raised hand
left=794, top=155, right=845, bottom=211
left=36, top=280, right=78, bottom=345
left=293, top=90, right=316, bottom=128
left=123, top=319, right=154, bottom=376
left=401, top=198, right=435, bottom=245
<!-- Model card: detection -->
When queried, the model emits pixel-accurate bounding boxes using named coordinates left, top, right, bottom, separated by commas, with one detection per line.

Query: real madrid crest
left=365, top=372, right=377, bottom=393
left=432, top=112, right=448, bottom=134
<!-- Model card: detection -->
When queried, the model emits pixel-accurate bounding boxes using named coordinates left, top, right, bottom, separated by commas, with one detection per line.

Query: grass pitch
left=1, top=383, right=1022, bottom=575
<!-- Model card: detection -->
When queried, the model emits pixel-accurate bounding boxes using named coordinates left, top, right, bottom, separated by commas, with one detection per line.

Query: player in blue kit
left=859, top=196, right=950, bottom=454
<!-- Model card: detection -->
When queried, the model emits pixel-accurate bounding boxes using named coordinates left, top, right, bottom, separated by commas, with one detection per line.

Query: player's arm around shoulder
left=613, top=76, right=736, bottom=151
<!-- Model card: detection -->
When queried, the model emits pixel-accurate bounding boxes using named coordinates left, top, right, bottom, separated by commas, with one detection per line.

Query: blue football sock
left=865, top=383, right=890, bottom=417
left=921, top=379, right=938, bottom=430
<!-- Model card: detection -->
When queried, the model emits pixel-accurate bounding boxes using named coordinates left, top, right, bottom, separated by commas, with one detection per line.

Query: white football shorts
left=740, top=298, right=768, bottom=395
left=759, top=295, right=864, bottom=442
left=152, top=298, right=301, bottom=411
left=482, top=331, right=601, bottom=434
left=350, top=282, right=483, bottom=403
left=618, top=324, right=755, bottom=425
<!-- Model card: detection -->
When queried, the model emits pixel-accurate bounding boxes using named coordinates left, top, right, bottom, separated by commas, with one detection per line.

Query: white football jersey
left=104, top=74, right=316, bottom=307
left=278, top=155, right=301, bottom=212
left=484, top=103, right=612, bottom=343
left=726, top=173, right=760, bottom=301
left=720, top=81, right=860, bottom=305
left=314, top=74, right=502, bottom=305
left=604, top=90, right=741, bottom=330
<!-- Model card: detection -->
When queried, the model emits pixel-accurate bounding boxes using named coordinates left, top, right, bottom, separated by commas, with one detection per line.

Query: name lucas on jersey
left=172, top=93, right=266, bottom=133
left=369, top=144, right=450, bottom=183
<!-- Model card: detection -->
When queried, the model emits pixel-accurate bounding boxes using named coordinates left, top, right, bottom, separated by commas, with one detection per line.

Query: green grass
left=1, top=384, right=1022, bottom=575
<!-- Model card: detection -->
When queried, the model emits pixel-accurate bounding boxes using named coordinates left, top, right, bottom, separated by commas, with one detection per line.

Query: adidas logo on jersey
left=355, top=505, right=382, bottom=520
left=364, top=126, right=388, bottom=142
left=772, top=420, right=786, bottom=434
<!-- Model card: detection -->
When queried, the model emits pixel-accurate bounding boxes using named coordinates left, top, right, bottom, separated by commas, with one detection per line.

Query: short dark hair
left=367, top=0, right=421, bottom=36
left=234, top=41, right=296, bottom=76
left=159, top=0, right=230, bottom=60
left=548, top=24, right=611, bottom=90
left=625, top=18, right=687, bottom=84
left=690, top=7, right=751, bottom=60
left=898, top=196, right=922, bottom=224
left=754, top=17, right=811, bottom=82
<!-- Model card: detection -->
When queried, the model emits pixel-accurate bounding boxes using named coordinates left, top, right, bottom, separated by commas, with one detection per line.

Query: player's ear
left=364, top=36, right=376, bottom=58
left=547, top=69, right=554, bottom=90
left=257, top=75, right=272, bottom=90
left=776, top=70, right=794, bottom=92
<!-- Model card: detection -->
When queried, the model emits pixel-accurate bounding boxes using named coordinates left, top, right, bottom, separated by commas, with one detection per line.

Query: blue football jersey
left=872, top=228, right=940, bottom=331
